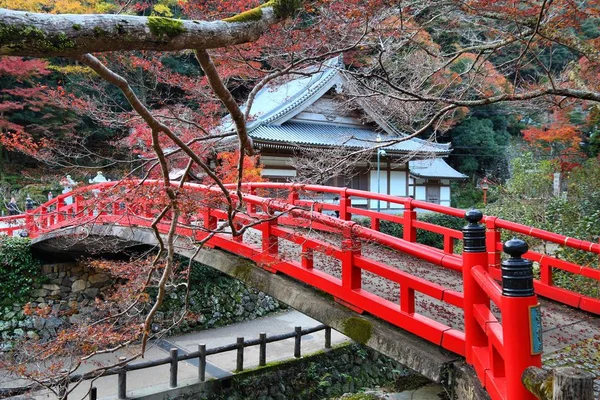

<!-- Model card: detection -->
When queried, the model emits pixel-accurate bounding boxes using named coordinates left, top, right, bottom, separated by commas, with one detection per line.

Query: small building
left=222, top=56, right=466, bottom=210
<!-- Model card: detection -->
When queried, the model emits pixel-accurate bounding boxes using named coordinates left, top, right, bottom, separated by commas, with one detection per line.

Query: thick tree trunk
left=0, top=0, right=299, bottom=57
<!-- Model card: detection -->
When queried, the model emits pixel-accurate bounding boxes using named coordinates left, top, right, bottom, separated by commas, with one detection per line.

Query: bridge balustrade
left=0, top=181, right=598, bottom=400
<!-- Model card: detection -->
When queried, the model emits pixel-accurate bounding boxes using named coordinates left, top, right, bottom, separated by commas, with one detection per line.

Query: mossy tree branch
left=0, top=0, right=302, bottom=57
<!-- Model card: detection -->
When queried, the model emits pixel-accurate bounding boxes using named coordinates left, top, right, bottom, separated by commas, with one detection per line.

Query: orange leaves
left=213, top=151, right=264, bottom=184
left=522, top=125, right=581, bottom=151
left=0, top=131, right=46, bottom=157
left=522, top=110, right=585, bottom=170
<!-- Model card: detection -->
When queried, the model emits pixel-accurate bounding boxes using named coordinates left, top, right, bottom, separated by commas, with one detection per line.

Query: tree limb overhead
left=0, top=0, right=300, bottom=57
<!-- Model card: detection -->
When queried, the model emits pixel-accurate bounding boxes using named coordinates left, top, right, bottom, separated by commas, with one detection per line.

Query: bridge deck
left=5, top=180, right=600, bottom=400
left=241, top=226, right=600, bottom=393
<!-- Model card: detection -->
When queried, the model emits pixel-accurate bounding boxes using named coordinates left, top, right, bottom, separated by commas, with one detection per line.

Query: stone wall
left=200, top=344, right=409, bottom=400
left=0, top=262, right=114, bottom=350
left=0, top=262, right=282, bottom=351
left=31, top=262, right=113, bottom=308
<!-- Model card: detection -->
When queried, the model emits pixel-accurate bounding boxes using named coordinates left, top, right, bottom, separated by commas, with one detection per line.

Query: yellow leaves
left=0, top=0, right=108, bottom=13
left=47, top=64, right=94, bottom=75
left=153, top=4, right=174, bottom=17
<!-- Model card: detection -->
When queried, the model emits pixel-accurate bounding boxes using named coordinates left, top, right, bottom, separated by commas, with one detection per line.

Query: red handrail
left=0, top=181, right=595, bottom=400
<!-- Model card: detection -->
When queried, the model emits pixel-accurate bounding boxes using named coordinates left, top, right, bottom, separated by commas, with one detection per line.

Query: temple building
left=222, top=57, right=466, bottom=209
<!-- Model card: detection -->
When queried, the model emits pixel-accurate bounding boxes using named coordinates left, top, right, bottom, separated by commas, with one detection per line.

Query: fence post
left=403, top=200, right=416, bottom=243
left=169, top=348, right=178, bottom=388
left=89, top=387, right=97, bottom=400
left=198, top=344, right=206, bottom=382
left=461, top=209, right=489, bottom=365
left=501, top=238, right=542, bottom=400
left=294, top=326, right=301, bottom=358
left=259, top=333, right=267, bottom=366
left=117, top=356, right=127, bottom=400
left=325, top=327, right=332, bottom=349
left=236, top=337, right=244, bottom=372
left=301, top=244, right=314, bottom=269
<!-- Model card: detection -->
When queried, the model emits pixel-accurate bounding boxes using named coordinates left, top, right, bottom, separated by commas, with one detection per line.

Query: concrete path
left=1, top=309, right=349, bottom=399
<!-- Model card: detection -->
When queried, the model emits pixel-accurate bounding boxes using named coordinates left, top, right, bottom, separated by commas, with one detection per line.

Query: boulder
left=88, top=274, right=110, bottom=285
left=71, top=279, right=88, bottom=292
left=42, top=284, right=61, bottom=291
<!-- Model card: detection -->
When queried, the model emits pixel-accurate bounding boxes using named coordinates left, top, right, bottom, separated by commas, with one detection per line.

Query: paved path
left=1, top=310, right=349, bottom=399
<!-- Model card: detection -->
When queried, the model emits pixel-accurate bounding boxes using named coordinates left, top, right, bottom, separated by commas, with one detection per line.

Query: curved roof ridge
left=247, top=56, right=343, bottom=130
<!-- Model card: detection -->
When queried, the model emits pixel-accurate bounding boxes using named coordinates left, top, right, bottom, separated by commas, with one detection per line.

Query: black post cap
left=503, top=237, right=529, bottom=257
left=465, top=209, right=483, bottom=224
left=463, top=209, right=485, bottom=253
left=501, top=237, right=534, bottom=297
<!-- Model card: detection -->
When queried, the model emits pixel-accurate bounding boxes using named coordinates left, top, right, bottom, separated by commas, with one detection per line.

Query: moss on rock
left=147, top=16, right=185, bottom=38
left=342, top=317, right=373, bottom=345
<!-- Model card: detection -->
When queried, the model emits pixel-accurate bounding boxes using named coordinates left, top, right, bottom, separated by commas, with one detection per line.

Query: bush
left=0, top=237, right=41, bottom=306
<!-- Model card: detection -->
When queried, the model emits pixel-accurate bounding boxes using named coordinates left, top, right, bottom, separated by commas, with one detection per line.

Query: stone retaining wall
left=0, top=262, right=282, bottom=351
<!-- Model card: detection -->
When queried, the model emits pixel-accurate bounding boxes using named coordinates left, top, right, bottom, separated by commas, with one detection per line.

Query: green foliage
left=450, top=181, right=485, bottom=209
left=488, top=156, right=600, bottom=297
left=448, top=117, right=510, bottom=179
left=581, top=18, right=600, bottom=39
left=0, top=237, right=41, bottom=306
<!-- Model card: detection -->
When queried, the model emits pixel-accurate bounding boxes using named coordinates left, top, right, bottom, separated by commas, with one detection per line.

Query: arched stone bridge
left=1, top=181, right=598, bottom=400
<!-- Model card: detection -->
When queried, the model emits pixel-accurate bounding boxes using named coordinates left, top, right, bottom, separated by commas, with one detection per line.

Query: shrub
left=0, top=237, right=41, bottom=306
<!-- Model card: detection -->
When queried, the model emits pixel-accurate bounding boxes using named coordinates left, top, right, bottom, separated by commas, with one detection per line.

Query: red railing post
left=247, top=184, right=257, bottom=214
left=203, top=209, right=217, bottom=230
left=443, top=235, right=454, bottom=254
left=403, top=200, right=416, bottom=243
left=262, top=213, right=278, bottom=256
left=301, top=244, right=313, bottom=269
left=462, top=210, right=489, bottom=365
left=25, top=210, right=35, bottom=234
left=287, top=188, right=299, bottom=206
left=341, top=225, right=361, bottom=290
left=500, top=238, right=542, bottom=400
left=233, top=221, right=244, bottom=243
left=56, top=198, right=65, bottom=223
left=339, top=189, right=351, bottom=221
left=74, top=195, right=85, bottom=217
left=485, top=216, right=502, bottom=270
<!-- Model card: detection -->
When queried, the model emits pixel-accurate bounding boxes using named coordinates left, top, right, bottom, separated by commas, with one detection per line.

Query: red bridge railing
left=0, top=181, right=597, bottom=400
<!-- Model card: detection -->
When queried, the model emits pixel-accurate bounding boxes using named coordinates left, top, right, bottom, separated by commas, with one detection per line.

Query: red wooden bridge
left=1, top=181, right=599, bottom=400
